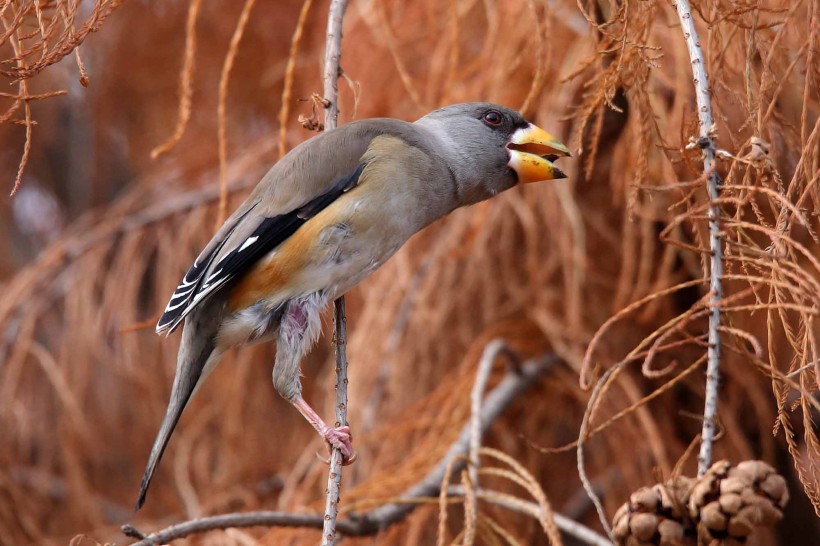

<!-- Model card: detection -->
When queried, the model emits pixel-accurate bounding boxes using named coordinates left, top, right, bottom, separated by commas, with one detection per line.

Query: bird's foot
left=322, top=425, right=356, bottom=465
left=292, top=396, right=357, bottom=465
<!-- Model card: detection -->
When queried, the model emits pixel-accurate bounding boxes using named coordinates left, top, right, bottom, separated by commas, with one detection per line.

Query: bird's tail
left=136, top=319, right=221, bottom=510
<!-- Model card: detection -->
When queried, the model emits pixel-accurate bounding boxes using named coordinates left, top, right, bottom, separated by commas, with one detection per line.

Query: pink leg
left=292, top=396, right=355, bottom=464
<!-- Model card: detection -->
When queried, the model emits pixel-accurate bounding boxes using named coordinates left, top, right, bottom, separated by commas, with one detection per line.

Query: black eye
left=483, top=110, right=502, bottom=126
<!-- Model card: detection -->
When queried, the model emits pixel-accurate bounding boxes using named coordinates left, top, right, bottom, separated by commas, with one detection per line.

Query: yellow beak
left=506, top=123, right=571, bottom=183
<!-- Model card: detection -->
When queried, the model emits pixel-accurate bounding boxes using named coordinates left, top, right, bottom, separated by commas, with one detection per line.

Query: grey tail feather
left=136, top=324, right=217, bottom=510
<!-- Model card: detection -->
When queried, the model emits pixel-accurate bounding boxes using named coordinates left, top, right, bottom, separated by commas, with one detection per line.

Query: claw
left=316, top=449, right=357, bottom=465
left=315, top=451, right=331, bottom=464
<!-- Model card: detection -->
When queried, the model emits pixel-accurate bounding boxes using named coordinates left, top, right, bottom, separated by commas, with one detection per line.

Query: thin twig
left=578, top=366, right=618, bottom=537
left=150, top=0, right=201, bottom=160
left=673, top=0, right=723, bottom=477
left=465, top=339, right=516, bottom=543
left=322, top=0, right=347, bottom=133
left=277, top=0, right=315, bottom=158
left=125, top=512, right=362, bottom=545
left=469, top=340, right=517, bottom=487
left=448, top=486, right=612, bottom=546
left=216, top=0, right=257, bottom=228
left=321, top=1, right=350, bottom=544
left=362, top=355, right=559, bottom=527
left=323, top=295, right=348, bottom=544
left=126, top=354, right=571, bottom=546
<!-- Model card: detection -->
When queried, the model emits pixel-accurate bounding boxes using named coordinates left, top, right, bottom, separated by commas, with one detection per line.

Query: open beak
left=506, top=123, right=571, bottom=183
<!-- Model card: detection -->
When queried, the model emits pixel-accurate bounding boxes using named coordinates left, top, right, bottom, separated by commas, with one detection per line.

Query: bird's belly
left=296, top=223, right=404, bottom=300
left=220, top=237, right=391, bottom=347
left=294, top=190, right=418, bottom=288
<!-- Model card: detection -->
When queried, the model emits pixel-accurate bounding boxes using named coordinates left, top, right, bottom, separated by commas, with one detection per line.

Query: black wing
left=155, top=163, right=365, bottom=334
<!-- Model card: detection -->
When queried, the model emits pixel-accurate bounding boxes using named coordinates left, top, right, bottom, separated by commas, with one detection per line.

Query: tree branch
left=322, top=0, right=347, bottom=133
left=448, top=486, right=612, bottom=546
left=321, top=3, right=350, bottom=543
left=673, top=0, right=723, bottom=477
left=469, top=340, right=518, bottom=487
left=125, top=352, right=613, bottom=545
left=361, top=354, right=559, bottom=528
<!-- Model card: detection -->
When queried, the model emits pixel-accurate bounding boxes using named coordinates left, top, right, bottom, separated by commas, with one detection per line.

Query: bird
left=136, top=102, right=570, bottom=509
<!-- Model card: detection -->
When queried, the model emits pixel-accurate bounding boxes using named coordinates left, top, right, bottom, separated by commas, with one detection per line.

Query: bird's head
left=415, top=102, right=571, bottom=205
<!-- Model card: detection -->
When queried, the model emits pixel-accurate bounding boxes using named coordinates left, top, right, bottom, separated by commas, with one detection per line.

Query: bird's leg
left=273, top=294, right=355, bottom=464
left=292, top=396, right=354, bottom=463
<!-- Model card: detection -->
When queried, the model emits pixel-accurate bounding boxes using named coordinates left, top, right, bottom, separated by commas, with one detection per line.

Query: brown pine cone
left=689, top=460, right=789, bottom=544
left=612, top=461, right=788, bottom=545
left=612, top=477, right=696, bottom=545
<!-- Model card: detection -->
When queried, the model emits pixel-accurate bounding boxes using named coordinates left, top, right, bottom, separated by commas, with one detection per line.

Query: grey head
left=414, top=102, right=571, bottom=206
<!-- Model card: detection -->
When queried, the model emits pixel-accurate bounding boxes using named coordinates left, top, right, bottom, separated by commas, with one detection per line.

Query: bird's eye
left=483, top=110, right=502, bottom=126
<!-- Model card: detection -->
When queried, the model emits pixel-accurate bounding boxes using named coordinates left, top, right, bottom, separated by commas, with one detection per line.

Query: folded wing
left=155, top=163, right=365, bottom=334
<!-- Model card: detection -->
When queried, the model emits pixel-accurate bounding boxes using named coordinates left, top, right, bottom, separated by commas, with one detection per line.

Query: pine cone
left=612, top=477, right=696, bottom=545
left=612, top=461, right=788, bottom=546
left=689, top=460, right=788, bottom=544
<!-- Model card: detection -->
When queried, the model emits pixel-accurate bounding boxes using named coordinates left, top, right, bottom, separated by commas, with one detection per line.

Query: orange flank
left=226, top=197, right=351, bottom=312
left=228, top=221, right=318, bottom=312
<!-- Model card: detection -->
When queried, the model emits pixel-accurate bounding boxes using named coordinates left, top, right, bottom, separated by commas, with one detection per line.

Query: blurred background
left=0, top=0, right=818, bottom=544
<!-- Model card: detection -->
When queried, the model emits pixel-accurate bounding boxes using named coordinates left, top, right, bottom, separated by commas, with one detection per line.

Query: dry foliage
left=0, top=0, right=818, bottom=545
left=0, top=0, right=124, bottom=196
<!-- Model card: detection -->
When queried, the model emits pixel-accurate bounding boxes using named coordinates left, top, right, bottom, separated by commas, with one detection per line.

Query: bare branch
left=125, top=512, right=359, bottom=545
left=578, top=366, right=618, bottom=537
left=322, top=0, right=348, bottom=133
left=360, top=354, right=559, bottom=528
left=469, top=340, right=516, bottom=488
left=321, top=3, right=350, bottom=544
left=673, top=0, right=724, bottom=477
left=126, top=353, right=587, bottom=545
left=324, top=295, right=349, bottom=545
left=448, top=486, right=612, bottom=546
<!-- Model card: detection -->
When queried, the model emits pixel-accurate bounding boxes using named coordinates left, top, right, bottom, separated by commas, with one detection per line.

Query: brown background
left=0, top=0, right=818, bottom=544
